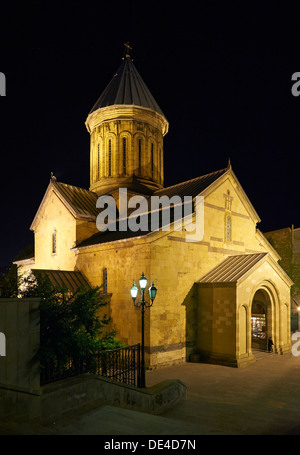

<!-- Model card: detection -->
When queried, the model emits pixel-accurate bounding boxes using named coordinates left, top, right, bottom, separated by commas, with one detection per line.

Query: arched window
left=122, top=137, right=127, bottom=174
left=158, top=146, right=161, bottom=182
left=151, top=143, right=154, bottom=179
left=226, top=215, right=231, bottom=241
left=108, top=139, right=112, bottom=176
left=52, top=230, right=57, bottom=254
left=97, top=143, right=100, bottom=179
left=138, top=138, right=142, bottom=174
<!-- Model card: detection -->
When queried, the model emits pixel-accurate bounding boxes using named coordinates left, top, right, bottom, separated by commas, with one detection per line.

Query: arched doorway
left=251, top=289, right=273, bottom=351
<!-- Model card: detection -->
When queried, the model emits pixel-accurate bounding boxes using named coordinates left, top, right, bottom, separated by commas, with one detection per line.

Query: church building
left=15, top=47, right=293, bottom=368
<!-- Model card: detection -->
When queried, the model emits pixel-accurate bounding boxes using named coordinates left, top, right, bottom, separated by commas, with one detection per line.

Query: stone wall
left=75, top=171, right=284, bottom=368
left=264, top=227, right=292, bottom=280
left=0, top=297, right=186, bottom=424
left=0, top=374, right=186, bottom=424
left=0, top=298, right=40, bottom=392
left=264, top=226, right=300, bottom=331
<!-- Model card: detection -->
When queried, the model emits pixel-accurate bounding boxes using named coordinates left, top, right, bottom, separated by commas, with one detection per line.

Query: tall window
left=151, top=143, right=154, bottom=179
left=123, top=137, right=126, bottom=174
left=103, top=267, right=107, bottom=294
left=108, top=139, right=112, bottom=176
left=158, top=147, right=161, bottom=182
left=226, top=215, right=231, bottom=242
left=97, top=143, right=100, bottom=179
left=52, top=230, right=57, bottom=254
left=138, top=139, right=142, bottom=174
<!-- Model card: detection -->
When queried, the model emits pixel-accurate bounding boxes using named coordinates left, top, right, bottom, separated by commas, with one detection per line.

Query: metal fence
left=40, top=344, right=141, bottom=387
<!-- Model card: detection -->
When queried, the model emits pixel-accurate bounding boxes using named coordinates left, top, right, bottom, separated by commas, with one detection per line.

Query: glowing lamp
left=139, top=273, right=148, bottom=290
left=131, top=283, right=138, bottom=301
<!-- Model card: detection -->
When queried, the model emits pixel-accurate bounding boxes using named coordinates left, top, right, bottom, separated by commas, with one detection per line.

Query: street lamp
left=130, top=273, right=157, bottom=388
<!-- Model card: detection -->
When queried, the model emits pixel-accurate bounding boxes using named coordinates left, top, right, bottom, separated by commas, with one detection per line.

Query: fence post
left=137, top=343, right=141, bottom=387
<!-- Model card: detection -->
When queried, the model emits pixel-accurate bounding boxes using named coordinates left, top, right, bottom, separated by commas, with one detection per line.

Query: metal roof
left=154, top=168, right=228, bottom=200
left=197, top=253, right=268, bottom=284
left=89, top=57, right=166, bottom=118
left=52, top=181, right=99, bottom=219
left=32, top=269, right=91, bottom=292
left=75, top=167, right=228, bottom=249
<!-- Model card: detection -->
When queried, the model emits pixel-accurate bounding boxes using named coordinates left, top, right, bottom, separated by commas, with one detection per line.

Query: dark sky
left=1, top=1, right=300, bottom=267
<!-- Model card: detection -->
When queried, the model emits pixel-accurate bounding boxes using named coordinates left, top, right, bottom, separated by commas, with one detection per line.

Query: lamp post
left=131, top=273, right=157, bottom=388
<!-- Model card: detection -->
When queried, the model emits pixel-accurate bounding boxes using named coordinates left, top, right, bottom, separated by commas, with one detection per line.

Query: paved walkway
left=1, top=350, right=300, bottom=435
left=146, top=351, right=300, bottom=435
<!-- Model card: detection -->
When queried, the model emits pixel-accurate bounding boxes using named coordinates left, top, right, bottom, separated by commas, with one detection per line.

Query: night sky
left=1, top=1, right=300, bottom=267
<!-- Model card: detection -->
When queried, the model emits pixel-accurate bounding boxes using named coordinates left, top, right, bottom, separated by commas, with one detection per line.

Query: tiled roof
left=197, top=253, right=267, bottom=283
left=52, top=181, right=99, bottom=219
left=89, top=57, right=166, bottom=118
left=32, top=269, right=91, bottom=292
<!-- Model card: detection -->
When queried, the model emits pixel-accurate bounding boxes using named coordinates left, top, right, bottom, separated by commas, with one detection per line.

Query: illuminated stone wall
left=33, top=189, right=77, bottom=271
left=74, top=169, right=290, bottom=368
left=17, top=164, right=292, bottom=368
left=86, top=105, right=167, bottom=196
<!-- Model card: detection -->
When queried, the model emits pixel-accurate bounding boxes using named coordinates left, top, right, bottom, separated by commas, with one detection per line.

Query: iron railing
left=40, top=344, right=141, bottom=387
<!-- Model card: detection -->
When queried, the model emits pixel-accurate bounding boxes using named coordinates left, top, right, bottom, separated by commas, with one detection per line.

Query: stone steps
left=252, top=349, right=275, bottom=360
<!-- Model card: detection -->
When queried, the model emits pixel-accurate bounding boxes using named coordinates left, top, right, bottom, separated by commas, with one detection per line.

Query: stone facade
left=264, top=226, right=300, bottom=332
left=87, top=106, right=168, bottom=196
left=15, top=55, right=293, bottom=368
left=70, top=166, right=293, bottom=368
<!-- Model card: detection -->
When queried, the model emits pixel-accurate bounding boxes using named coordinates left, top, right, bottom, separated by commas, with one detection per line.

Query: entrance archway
left=251, top=288, right=273, bottom=352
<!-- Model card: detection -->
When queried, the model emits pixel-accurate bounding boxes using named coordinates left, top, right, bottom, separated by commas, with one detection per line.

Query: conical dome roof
left=89, top=57, right=166, bottom=118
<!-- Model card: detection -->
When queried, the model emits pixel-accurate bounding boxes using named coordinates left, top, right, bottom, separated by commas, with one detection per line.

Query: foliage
left=0, top=264, right=19, bottom=298
left=21, top=271, right=124, bottom=370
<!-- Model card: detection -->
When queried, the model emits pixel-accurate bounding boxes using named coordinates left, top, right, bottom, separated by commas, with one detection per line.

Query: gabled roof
left=31, top=179, right=99, bottom=230
left=51, top=181, right=99, bottom=218
left=154, top=167, right=228, bottom=199
left=197, top=253, right=267, bottom=283
left=197, top=252, right=293, bottom=286
left=88, top=57, right=166, bottom=118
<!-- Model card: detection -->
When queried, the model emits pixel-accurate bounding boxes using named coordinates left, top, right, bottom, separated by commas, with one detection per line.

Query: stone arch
left=249, top=280, right=279, bottom=353
left=97, top=138, right=102, bottom=180
left=158, top=141, right=164, bottom=185
left=133, top=132, right=146, bottom=176
left=105, top=133, right=116, bottom=177
left=119, top=131, right=132, bottom=176
left=281, top=302, right=289, bottom=346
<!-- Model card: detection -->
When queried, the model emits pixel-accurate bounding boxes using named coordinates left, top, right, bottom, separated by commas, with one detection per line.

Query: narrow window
left=138, top=139, right=142, bottom=174
left=123, top=137, right=126, bottom=174
left=97, top=143, right=100, bottom=179
left=108, top=139, right=112, bottom=176
left=226, top=216, right=231, bottom=241
left=103, top=267, right=107, bottom=294
left=158, top=147, right=161, bottom=181
left=52, top=230, right=57, bottom=254
left=151, top=143, right=154, bottom=179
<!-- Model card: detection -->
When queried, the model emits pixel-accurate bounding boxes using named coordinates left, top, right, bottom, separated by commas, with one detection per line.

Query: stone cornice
left=85, top=104, right=169, bottom=136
